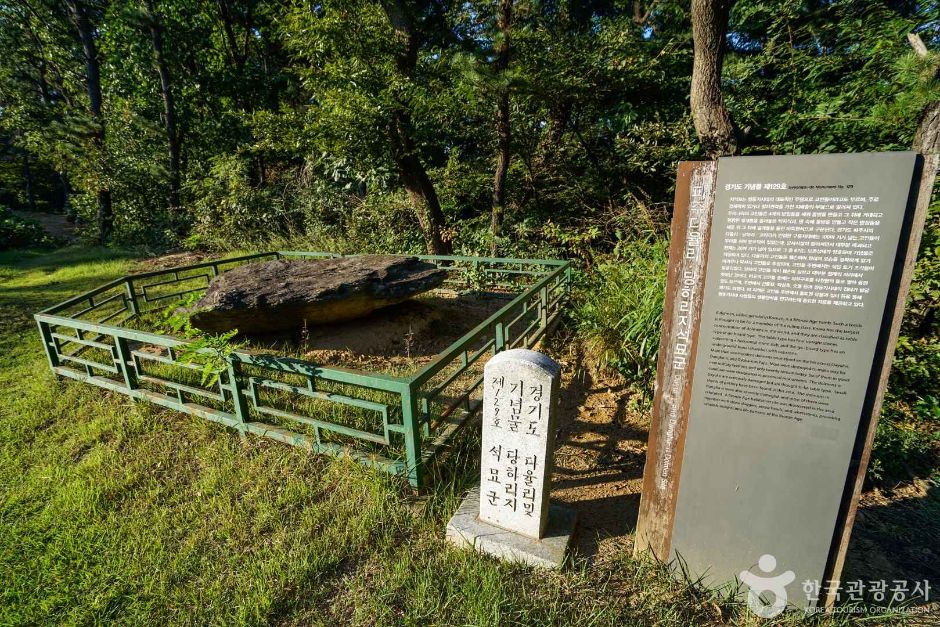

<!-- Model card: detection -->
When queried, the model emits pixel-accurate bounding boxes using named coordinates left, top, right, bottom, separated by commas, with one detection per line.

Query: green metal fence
left=34, top=252, right=571, bottom=486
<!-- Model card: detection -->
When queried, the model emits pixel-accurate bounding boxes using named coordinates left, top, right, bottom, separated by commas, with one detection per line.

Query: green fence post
left=494, top=321, right=505, bottom=354
left=113, top=336, right=138, bottom=389
left=226, top=358, right=250, bottom=438
left=539, top=285, right=549, bottom=330
left=124, top=279, right=140, bottom=316
left=419, top=396, right=431, bottom=437
left=401, top=385, right=424, bottom=487
left=36, top=319, right=59, bottom=370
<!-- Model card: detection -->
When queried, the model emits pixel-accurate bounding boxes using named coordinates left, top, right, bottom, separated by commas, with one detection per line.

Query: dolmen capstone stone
left=187, top=255, right=447, bottom=334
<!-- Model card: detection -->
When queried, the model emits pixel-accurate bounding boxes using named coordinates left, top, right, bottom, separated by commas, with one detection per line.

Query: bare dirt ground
left=548, top=339, right=649, bottom=564
left=12, top=210, right=78, bottom=243
left=842, top=478, right=939, bottom=591
left=132, top=250, right=213, bottom=272
left=242, top=291, right=514, bottom=375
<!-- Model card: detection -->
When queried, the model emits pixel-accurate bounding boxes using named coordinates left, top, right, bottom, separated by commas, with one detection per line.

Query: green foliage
left=0, top=207, right=60, bottom=251
left=871, top=191, right=940, bottom=485
left=187, top=152, right=425, bottom=254
left=891, top=335, right=940, bottom=402
left=158, top=293, right=243, bottom=386
left=870, top=397, right=940, bottom=485
left=572, top=239, right=669, bottom=388
left=187, top=154, right=287, bottom=247
left=1, top=0, right=935, bottom=260
left=726, top=1, right=940, bottom=154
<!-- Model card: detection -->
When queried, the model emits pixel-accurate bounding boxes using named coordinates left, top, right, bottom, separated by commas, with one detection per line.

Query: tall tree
left=64, top=0, right=113, bottom=243
left=0, top=1, right=79, bottom=217
left=908, top=33, right=940, bottom=156
left=690, top=0, right=736, bottom=157
left=380, top=0, right=450, bottom=255
left=143, top=0, right=182, bottom=212
left=489, top=0, right=512, bottom=257
left=22, top=153, right=37, bottom=210
left=215, top=0, right=251, bottom=71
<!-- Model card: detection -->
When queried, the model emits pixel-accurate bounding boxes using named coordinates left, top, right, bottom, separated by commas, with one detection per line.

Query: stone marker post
left=446, top=348, right=576, bottom=568
left=478, top=349, right=559, bottom=539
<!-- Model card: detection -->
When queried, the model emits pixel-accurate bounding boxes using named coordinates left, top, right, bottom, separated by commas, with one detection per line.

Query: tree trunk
left=65, top=0, right=113, bottom=243
left=907, top=33, right=939, bottom=338
left=909, top=33, right=939, bottom=156
left=914, top=101, right=940, bottom=156
left=216, top=0, right=249, bottom=69
left=534, top=101, right=570, bottom=172
left=389, top=110, right=450, bottom=255
left=490, top=0, right=513, bottom=257
left=146, top=0, right=182, bottom=212
left=690, top=0, right=736, bottom=158
left=22, top=154, right=37, bottom=211
left=29, top=27, right=69, bottom=217
left=59, top=172, right=74, bottom=220
left=908, top=33, right=939, bottom=159
left=519, top=99, right=571, bottom=208
left=381, top=0, right=450, bottom=255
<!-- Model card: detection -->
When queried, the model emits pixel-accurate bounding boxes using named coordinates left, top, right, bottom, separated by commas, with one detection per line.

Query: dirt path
left=131, top=250, right=212, bottom=271
left=11, top=210, right=78, bottom=243
left=547, top=338, right=649, bottom=563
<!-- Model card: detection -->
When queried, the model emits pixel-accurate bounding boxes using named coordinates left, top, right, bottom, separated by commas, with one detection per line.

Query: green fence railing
left=34, top=252, right=572, bottom=486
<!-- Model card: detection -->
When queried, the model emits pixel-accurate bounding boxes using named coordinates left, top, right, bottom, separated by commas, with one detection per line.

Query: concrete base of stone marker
left=446, top=487, right=577, bottom=569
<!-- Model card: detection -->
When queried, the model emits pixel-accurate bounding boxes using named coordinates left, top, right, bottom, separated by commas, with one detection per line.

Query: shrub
left=186, top=154, right=426, bottom=254
left=870, top=396, right=940, bottom=485
left=0, top=207, right=59, bottom=250
left=571, top=238, right=669, bottom=389
left=870, top=193, right=940, bottom=486
left=187, top=154, right=287, bottom=249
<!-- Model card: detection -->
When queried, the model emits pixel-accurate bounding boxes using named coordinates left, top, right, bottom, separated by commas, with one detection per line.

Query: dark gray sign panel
left=665, top=152, right=918, bottom=608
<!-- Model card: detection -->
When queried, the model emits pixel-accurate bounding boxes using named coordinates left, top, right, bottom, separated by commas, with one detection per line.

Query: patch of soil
left=132, top=250, right=213, bottom=272
left=843, top=478, right=940, bottom=595
left=12, top=210, right=78, bottom=243
left=547, top=340, right=649, bottom=564
left=242, top=291, right=515, bottom=375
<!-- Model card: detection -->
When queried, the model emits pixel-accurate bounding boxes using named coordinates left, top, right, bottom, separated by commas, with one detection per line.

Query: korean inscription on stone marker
left=479, top=349, right=560, bottom=540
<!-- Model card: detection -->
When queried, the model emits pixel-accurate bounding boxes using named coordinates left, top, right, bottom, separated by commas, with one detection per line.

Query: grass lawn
left=0, top=247, right=929, bottom=626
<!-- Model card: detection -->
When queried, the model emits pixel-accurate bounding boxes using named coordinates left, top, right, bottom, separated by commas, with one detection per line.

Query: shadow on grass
left=0, top=245, right=139, bottom=270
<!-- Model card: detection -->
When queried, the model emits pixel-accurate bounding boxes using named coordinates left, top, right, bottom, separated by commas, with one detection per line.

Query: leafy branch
left=160, top=293, right=244, bottom=386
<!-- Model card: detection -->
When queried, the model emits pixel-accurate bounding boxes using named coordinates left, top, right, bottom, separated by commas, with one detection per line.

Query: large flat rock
left=188, top=255, right=447, bottom=334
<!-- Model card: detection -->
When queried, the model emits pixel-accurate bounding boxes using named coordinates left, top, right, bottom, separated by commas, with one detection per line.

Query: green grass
left=571, top=239, right=668, bottom=390
left=0, top=246, right=913, bottom=625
